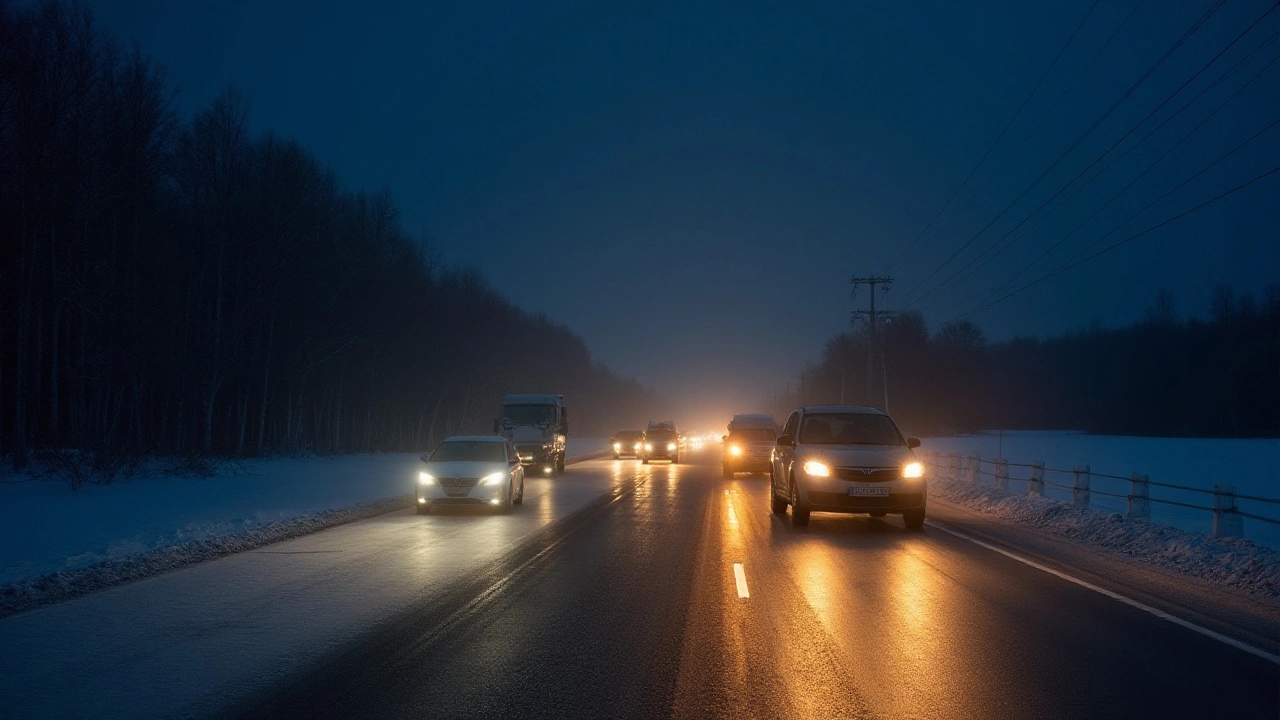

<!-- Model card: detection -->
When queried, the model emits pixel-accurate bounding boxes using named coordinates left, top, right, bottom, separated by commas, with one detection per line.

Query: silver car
left=770, top=405, right=926, bottom=528
left=416, top=436, right=525, bottom=514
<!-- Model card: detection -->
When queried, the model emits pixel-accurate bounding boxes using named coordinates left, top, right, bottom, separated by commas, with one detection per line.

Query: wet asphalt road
left=241, top=452, right=1278, bottom=719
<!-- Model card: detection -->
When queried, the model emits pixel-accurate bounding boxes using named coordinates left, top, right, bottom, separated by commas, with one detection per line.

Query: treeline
left=775, top=285, right=1280, bottom=438
left=0, top=1, right=664, bottom=469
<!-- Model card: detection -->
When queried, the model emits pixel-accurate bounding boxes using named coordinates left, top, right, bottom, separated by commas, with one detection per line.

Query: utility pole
left=850, top=275, right=894, bottom=409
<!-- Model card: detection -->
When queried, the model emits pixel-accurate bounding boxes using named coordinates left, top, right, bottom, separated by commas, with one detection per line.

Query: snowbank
left=931, top=475, right=1280, bottom=599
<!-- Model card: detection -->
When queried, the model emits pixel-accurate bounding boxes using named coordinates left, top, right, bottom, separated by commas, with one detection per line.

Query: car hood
left=422, top=460, right=510, bottom=479
left=796, top=445, right=915, bottom=468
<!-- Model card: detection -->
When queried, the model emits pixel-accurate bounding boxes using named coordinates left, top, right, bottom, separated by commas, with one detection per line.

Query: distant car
left=640, top=424, right=679, bottom=464
left=611, top=429, right=644, bottom=459
left=416, top=436, right=525, bottom=514
left=723, top=414, right=777, bottom=478
left=770, top=405, right=926, bottom=528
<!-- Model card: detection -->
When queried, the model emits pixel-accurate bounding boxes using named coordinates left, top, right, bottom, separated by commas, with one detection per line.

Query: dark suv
left=640, top=424, right=679, bottom=464
left=611, top=430, right=644, bottom=459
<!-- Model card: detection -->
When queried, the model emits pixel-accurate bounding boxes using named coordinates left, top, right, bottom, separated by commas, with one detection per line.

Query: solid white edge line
left=727, top=503, right=739, bottom=525
left=925, top=519, right=1280, bottom=666
left=733, top=562, right=750, bottom=598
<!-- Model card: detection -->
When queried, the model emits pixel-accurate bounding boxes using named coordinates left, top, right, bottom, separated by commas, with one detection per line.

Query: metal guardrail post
left=965, top=454, right=979, bottom=483
left=995, top=458, right=1009, bottom=490
left=950, top=452, right=960, bottom=481
left=1072, top=465, right=1091, bottom=509
left=1028, top=461, right=1045, bottom=496
left=1212, top=484, right=1244, bottom=539
left=1128, top=473, right=1150, bottom=520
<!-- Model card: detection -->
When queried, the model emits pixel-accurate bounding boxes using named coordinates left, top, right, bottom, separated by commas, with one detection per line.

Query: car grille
left=438, top=477, right=478, bottom=497
left=834, top=467, right=899, bottom=482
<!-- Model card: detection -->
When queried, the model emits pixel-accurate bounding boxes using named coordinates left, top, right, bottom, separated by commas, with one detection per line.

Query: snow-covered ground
left=919, top=431, right=1280, bottom=548
left=0, top=437, right=609, bottom=589
left=929, top=476, right=1280, bottom=599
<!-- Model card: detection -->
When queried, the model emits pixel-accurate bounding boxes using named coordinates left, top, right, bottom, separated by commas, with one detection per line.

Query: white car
left=770, top=405, right=926, bottom=528
left=416, top=436, right=525, bottom=514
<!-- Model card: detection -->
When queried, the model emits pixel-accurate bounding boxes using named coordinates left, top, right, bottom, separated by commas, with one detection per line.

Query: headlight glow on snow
left=902, top=461, right=924, bottom=479
left=480, top=472, right=505, bottom=486
left=418, top=472, right=436, bottom=485
left=729, top=445, right=743, bottom=456
left=803, top=461, right=831, bottom=477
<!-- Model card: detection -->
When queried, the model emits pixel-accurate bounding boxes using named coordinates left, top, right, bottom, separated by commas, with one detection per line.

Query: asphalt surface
left=240, top=451, right=1280, bottom=720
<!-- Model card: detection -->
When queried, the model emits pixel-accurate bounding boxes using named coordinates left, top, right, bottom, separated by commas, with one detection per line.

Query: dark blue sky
left=90, top=0, right=1279, bottom=411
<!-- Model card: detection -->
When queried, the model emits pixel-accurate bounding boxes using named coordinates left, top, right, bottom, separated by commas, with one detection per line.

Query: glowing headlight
left=903, top=461, right=924, bottom=479
left=803, top=461, right=831, bottom=477
left=645, top=443, right=653, bottom=451
left=418, top=472, right=436, bottom=485
left=667, top=442, right=677, bottom=451
left=634, top=442, right=642, bottom=450
left=480, top=472, right=506, bottom=487
left=614, top=442, right=622, bottom=451
left=729, top=445, right=743, bottom=456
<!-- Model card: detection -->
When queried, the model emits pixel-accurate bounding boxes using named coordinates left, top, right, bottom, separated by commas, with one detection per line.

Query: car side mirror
left=420, top=454, right=431, bottom=463
left=906, top=437, right=921, bottom=449
left=776, top=434, right=794, bottom=447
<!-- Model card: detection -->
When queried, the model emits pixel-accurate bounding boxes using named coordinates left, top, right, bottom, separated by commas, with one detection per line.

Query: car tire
left=498, top=482, right=515, bottom=514
left=790, top=476, right=810, bottom=526
left=723, top=463, right=734, bottom=479
left=903, top=507, right=925, bottom=529
left=514, top=479, right=524, bottom=505
left=415, top=503, right=430, bottom=515
left=771, top=491, right=787, bottom=515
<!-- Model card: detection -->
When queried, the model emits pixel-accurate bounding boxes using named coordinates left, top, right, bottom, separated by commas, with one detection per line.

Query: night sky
left=89, top=0, right=1279, bottom=412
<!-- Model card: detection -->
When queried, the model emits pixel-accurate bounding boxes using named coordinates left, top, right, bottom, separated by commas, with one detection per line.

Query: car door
left=775, top=411, right=800, bottom=499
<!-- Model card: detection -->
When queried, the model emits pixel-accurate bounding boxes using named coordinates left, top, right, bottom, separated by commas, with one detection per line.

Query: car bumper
left=418, top=484, right=507, bottom=506
left=796, top=477, right=926, bottom=512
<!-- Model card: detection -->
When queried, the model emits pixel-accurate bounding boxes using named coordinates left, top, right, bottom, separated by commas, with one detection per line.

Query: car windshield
left=731, top=428, right=775, bottom=442
left=798, top=413, right=903, bottom=446
left=430, top=441, right=507, bottom=463
left=502, top=404, right=556, bottom=426
left=646, top=429, right=675, bottom=442
left=614, top=431, right=642, bottom=441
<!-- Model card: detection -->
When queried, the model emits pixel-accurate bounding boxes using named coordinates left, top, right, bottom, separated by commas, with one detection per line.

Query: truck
left=495, top=394, right=568, bottom=474
left=723, top=413, right=777, bottom=478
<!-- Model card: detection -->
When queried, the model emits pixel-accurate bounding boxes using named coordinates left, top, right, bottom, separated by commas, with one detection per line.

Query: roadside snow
left=931, top=475, right=1280, bottom=599
left=0, top=437, right=609, bottom=614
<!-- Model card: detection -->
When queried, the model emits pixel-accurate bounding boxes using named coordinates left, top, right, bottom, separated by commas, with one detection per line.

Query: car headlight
left=480, top=472, right=506, bottom=487
left=634, top=442, right=642, bottom=450
left=667, top=442, right=677, bottom=451
left=902, top=461, right=924, bottom=479
left=613, top=442, right=622, bottom=451
left=645, top=443, right=653, bottom=451
left=803, top=461, right=830, bottom=477
left=418, top=472, right=435, bottom=485
left=729, top=445, right=743, bottom=456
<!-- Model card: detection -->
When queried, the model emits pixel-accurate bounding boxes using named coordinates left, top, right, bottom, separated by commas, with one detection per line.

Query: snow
left=919, top=431, right=1280, bottom=548
left=0, top=438, right=609, bottom=598
left=929, top=475, right=1280, bottom=599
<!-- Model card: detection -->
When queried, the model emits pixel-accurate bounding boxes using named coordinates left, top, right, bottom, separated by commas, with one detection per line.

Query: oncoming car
left=723, top=413, right=777, bottom=478
left=770, top=405, right=926, bottom=528
left=416, top=436, right=525, bottom=514
left=611, top=429, right=644, bottom=459
left=640, top=421, right=679, bottom=464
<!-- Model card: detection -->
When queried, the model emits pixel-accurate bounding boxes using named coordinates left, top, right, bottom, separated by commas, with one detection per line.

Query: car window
left=730, top=428, right=775, bottom=442
left=798, top=413, right=904, bottom=446
left=430, top=441, right=507, bottom=462
left=782, top=412, right=799, bottom=438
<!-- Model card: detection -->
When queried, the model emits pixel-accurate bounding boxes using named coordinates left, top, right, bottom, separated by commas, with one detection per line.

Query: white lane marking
left=727, top=503, right=739, bottom=525
left=926, top=520, right=1280, bottom=666
left=733, top=563, right=750, bottom=598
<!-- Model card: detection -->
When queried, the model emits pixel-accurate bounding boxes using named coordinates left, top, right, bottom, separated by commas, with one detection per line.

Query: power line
left=897, top=0, right=1228, bottom=306
left=884, top=0, right=1103, bottom=274
left=948, top=160, right=1280, bottom=323
left=908, top=1, right=1280, bottom=311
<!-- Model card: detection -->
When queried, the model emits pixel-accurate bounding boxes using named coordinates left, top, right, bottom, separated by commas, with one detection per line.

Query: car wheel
left=903, top=507, right=925, bottom=529
left=514, top=479, right=524, bottom=505
left=771, top=488, right=787, bottom=515
left=415, top=502, right=430, bottom=515
left=723, top=462, right=734, bottom=479
left=790, top=476, right=810, bottom=526
left=498, top=482, right=515, bottom=514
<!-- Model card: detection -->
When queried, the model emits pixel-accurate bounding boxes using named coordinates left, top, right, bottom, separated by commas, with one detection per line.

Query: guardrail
left=920, top=451, right=1279, bottom=540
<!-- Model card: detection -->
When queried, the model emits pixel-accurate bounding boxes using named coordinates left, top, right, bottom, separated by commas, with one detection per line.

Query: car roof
left=441, top=435, right=506, bottom=443
left=799, top=405, right=888, bottom=416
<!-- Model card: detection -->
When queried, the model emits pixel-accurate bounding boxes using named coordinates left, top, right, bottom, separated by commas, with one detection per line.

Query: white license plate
left=848, top=486, right=890, bottom=497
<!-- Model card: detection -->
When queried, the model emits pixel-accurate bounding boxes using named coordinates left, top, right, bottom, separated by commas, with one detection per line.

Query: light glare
left=903, top=461, right=924, bottom=479
left=803, top=461, right=830, bottom=477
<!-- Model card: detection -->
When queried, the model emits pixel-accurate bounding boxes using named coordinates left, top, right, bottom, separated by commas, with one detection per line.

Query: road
left=237, top=451, right=1278, bottom=720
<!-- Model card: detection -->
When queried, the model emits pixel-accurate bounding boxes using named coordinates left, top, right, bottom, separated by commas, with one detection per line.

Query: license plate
left=848, top=486, right=890, bottom=497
